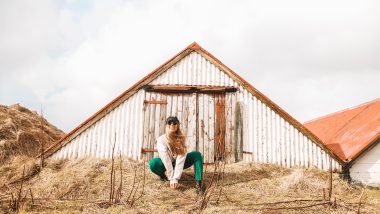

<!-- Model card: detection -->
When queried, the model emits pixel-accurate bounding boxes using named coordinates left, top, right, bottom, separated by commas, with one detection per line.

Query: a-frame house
left=42, top=42, right=343, bottom=171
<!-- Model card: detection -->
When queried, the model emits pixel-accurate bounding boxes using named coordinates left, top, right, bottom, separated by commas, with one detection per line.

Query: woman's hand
left=170, top=182, right=180, bottom=189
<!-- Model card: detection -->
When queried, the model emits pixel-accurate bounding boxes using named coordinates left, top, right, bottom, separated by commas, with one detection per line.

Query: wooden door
left=142, top=92, right=227, bottom=164
left=142, top=92, right=197, bottom=160
left=166, top=93, right=197, bottom=152
left=197, top=93, right=226, bottom=163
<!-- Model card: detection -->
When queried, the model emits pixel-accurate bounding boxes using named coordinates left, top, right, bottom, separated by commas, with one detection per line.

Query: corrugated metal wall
left=51, top=52, right=341, bottom=171
left=51, top=91, right=145, bottom=160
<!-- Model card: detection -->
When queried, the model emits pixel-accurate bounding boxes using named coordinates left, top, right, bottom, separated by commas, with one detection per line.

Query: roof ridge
left=188, top=42, right=201, bottom=50
left=304, top=98, right=380, bottom=125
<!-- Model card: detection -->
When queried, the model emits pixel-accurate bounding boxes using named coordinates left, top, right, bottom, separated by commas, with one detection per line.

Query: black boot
left=160, top=175, right=168, bottom=181
left=196, top=180, right=206, bottom=194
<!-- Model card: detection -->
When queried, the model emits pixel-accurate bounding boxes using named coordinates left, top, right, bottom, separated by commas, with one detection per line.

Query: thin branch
left=242, top=201, right=331, bottom=211
left=216, top=159, right=226, bottom=204
left=29, top=188, right=34, bottom=205
left=357, top=189, right=365, bottom=214
left=224, top=198, right=326, bottom=205
left=328, top=157, right=333, bottom=202
left=109, top=135, right=116, bottom=203
left=16, top=165, right=26, bottom=211
left=135, top=160, right=147, bottom=201
left=126, top=163, right=138, bottom=203
left=115, top=152, right=123, bottom=203
left=39, top=109, right=44, bottom=168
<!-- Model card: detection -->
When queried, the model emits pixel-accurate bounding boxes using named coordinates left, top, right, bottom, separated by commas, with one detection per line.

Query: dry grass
left=1, top=157, right=379, bottom=213
left=1, top=104, right=378, bottom=213
left=0, top=103, right=64, bottom=163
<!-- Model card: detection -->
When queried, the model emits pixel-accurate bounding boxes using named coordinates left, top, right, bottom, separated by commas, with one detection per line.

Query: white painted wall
left=350, top=142, right=380, bottom=186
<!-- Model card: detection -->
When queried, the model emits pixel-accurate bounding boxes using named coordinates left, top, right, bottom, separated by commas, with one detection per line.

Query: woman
left=149, top=116, right=205, bottom=193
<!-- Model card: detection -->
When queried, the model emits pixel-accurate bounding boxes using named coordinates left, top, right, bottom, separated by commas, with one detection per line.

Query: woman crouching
left=149, top=116, right=205, bottom=194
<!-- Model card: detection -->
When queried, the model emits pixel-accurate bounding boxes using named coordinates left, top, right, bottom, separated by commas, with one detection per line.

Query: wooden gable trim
left=143, top=84, right=238, bottom=94
left=143, top=100, right=168, bottom=104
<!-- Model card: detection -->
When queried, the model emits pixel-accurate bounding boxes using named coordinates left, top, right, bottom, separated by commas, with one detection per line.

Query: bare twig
left=357, top=189, right=365, bottom=214
left=199, top=161, right=218, bottom=209
left=216, top=159, right=226, bottom=204
left=29, top=188, right=34, bottom=205
left=141, top=160, right=146, bottom=195
left=16, top=165, right=26, bottom=211
left=135, top=160, right=147, bottom=201
left=232, top=201, right=331, bottom=211
left=328, top=157, right=332, bottom=202
left=130, top=180, right=141, bottom=207
left=126, top=163, right=138, bottom=204
left=9, top=165, right=27, bottom=212
left=109, top=134, right=117, bottom=203
left=198, top=153, right=227, bottom=211
left=39, top=109, right=44, bottom=168
left=114, top=153, right=123, bottom=203
left=223, top=197, right=325, bottom=205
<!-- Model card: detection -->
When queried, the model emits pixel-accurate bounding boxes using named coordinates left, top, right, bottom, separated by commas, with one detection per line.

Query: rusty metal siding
left=50, top=51, right=341, bottom=171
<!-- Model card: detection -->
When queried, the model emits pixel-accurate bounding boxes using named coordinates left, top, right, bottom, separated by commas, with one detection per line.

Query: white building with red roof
left=305, top=99, right=380, bottom=186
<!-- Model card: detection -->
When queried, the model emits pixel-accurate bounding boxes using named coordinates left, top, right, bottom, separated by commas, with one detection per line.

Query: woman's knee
left=190, top=151, right=203, bottom=161
left=149, top=158, right=163, bottom=170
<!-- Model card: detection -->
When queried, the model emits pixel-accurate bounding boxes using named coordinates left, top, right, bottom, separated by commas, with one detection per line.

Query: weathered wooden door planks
left=142, top=93, right=167, bottom=160
left=142, top=91, right=234, bottom=163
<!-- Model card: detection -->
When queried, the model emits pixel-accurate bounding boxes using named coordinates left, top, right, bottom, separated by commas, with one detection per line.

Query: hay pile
left=0, top=103, right=64, bottom=163
left=1, top=158, right=379, bottom=213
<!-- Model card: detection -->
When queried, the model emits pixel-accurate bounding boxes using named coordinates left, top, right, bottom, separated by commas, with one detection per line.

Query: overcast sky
left=1, top=0, right=379, bottom=132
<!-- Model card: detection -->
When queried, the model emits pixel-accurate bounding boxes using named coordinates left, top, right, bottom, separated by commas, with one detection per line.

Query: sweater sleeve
left=171, top=154, right=186, bottom=184
left=157, top=137, right=174, bottom=181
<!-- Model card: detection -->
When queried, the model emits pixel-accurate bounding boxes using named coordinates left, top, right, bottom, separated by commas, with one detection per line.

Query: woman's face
left=167, top=122, right=178, bottom=133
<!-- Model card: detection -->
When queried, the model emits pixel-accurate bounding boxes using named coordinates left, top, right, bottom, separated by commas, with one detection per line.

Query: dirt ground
left=1, top=157, right=379, bottom=213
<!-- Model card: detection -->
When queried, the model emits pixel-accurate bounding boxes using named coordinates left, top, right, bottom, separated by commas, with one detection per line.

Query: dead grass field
left=0, top=104, right=64, bottom=163
left=1, top=156, right=379, bottom=213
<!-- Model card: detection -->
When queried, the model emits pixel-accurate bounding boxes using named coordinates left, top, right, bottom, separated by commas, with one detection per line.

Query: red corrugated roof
left=304, top=99, right=380, bottom=163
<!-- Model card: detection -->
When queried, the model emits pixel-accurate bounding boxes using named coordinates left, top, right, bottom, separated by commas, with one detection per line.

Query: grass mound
left=0, top=104, right=64, bottom=163
left=1, top=157, right=379, bottom=213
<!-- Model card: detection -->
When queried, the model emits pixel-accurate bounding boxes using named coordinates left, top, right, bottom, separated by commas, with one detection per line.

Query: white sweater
left=156, top=134, right=186, bottom=184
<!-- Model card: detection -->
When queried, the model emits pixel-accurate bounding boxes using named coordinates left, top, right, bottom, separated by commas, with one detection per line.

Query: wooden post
left=234, top=102, right=243, bottom=162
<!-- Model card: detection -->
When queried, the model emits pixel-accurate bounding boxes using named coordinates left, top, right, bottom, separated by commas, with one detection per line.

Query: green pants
left=149, top=151, right=204, bottom=181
